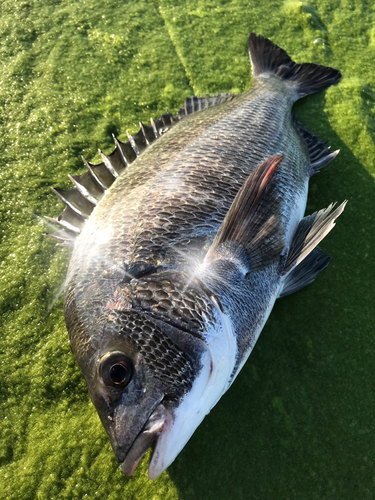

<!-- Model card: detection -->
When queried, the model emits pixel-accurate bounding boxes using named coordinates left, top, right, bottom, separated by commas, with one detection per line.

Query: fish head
left=64, top=272, right=235, bottom=479
left=85, top=337, right=168, bottom=478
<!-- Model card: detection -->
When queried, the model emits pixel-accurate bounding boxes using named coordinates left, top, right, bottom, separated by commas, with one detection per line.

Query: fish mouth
left=121, top=403, right=170, bottom=476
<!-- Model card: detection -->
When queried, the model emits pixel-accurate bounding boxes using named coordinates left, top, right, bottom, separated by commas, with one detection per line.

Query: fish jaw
left=120, top=403, right=170, bottom=476
left=90, top=357, right=166, bottom=467
left=148, top=300, right=237, bottom=479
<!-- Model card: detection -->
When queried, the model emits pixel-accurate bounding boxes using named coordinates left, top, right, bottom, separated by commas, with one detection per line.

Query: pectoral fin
left=204, top=155, right=285, bottom=272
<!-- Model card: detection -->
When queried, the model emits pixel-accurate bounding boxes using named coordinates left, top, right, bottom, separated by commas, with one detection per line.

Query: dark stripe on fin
left=205, top=155, right=285, bottom=272
left=293, top=115, right=339, bottom=175
left=248, top=33, right=341, bottom=98
left=283, top=201, right=347, bottom=275
left=278, top=248, right=330, bottom=298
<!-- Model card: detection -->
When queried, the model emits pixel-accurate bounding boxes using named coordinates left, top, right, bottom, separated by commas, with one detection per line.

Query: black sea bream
left=48, top=33, right=346, bottom=478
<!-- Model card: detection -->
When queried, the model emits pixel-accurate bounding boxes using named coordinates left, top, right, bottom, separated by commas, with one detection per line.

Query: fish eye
left=99, top=352, right=133, bottom=389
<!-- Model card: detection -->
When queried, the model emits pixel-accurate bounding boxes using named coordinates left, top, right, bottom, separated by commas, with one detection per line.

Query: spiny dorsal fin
left=293, top=115, right=339, bottom=175
left=283, top=201, right=347, bottom=275
left=248, top=33, right=341, bottom=99
left=52, top=186, right=94, bottom=217
left=205, top=155, right=285, bottom=272
left=48, top=94, right=239, bottom=247
left=48, top=113, right=177, bottom=245
left=82, top=156, right=116, bottom=189
left=151, top=110, right=176, bottom=136
left=278, top=247, right=330, bottom=297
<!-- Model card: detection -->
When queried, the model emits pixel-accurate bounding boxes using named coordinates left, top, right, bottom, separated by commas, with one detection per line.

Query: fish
left=48, top=33, right=346, bottom=479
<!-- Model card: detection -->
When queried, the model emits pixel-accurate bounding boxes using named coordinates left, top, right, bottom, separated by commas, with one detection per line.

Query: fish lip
left=120, top=403, right=170, bottom=476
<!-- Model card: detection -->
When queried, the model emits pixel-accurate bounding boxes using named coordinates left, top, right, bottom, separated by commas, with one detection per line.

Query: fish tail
left=248, top=33, right=341, bottom=99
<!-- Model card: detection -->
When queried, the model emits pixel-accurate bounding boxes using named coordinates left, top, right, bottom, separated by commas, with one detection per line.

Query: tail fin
left=248, top=33, right=341, bottom=98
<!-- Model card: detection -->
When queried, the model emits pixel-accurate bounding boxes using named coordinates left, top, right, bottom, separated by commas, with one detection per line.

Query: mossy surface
left=0, top=0, right=374, bottom=499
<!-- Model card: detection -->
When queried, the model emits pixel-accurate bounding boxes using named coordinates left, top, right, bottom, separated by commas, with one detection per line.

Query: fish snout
left=120, top=403, right=170, bottom=476
left=107, top=378, right=165, bottom=466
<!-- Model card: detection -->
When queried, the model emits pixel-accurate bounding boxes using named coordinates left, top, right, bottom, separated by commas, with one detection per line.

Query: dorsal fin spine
left=144, top=122, right=158, bottom=143
left=99, top=149, right=119, bottom=178
left=112, top=135, right=130, bottom=167
left=127, top=131, right=140, bottom=156
left=82, top=156, right=109, bottom=190
left=45, top=232, right=75, bottom=247
left=150, top=118, right=160, bottom=138
left=52, top=188, right=93, bottom=218
left=70, top=170, right=105, bottom=202
left=69, top=175, right=99, bottom=205
left=55, top=204, right=86, bottom=229
left=52, top=188, right=80, bottom=217
left=45, top=216, right=81, bottom=234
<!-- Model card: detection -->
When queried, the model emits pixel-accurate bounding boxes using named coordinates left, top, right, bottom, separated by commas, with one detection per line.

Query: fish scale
left=49, top=33, right=346, bottom=479
left=76, top=84, right=302, bottom=280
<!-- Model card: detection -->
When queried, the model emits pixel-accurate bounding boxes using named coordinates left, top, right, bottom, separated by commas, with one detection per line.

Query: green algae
left=0, top=0, right=374, bottom=498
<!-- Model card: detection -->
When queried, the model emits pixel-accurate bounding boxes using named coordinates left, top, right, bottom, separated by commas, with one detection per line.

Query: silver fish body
left=51, top=34, right=346, bottom=478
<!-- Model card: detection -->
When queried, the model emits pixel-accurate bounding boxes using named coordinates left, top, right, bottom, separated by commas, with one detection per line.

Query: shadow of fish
left=47, top=33, right=346, bottom=479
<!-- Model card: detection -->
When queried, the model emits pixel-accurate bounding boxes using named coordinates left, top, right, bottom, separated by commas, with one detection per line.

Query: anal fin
left=283, top=201, right=347, bottom=276
left=278, top=248, right=330, bottom=298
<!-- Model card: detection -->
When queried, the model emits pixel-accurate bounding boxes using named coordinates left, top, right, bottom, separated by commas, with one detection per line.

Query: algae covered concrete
left=0, top=0, right=374, bottom=498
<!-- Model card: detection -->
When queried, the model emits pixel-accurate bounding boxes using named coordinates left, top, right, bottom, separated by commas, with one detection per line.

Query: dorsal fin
left=293, top=115, right=339, bottom=175
left=47, top=93, right=239, bottom=247
left=183, top=93, right=237, bottom=116
left=205, top=155, right=285, bottom=272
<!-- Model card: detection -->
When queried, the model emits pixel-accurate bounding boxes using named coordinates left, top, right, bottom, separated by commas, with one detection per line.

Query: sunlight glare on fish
left=45, top=278, right=67, bottom=317
left=91, top=225, right=112, bottom=245
left=170, top=245, right=209, bottom=292
left=158, top=171, right=185, bottom=195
